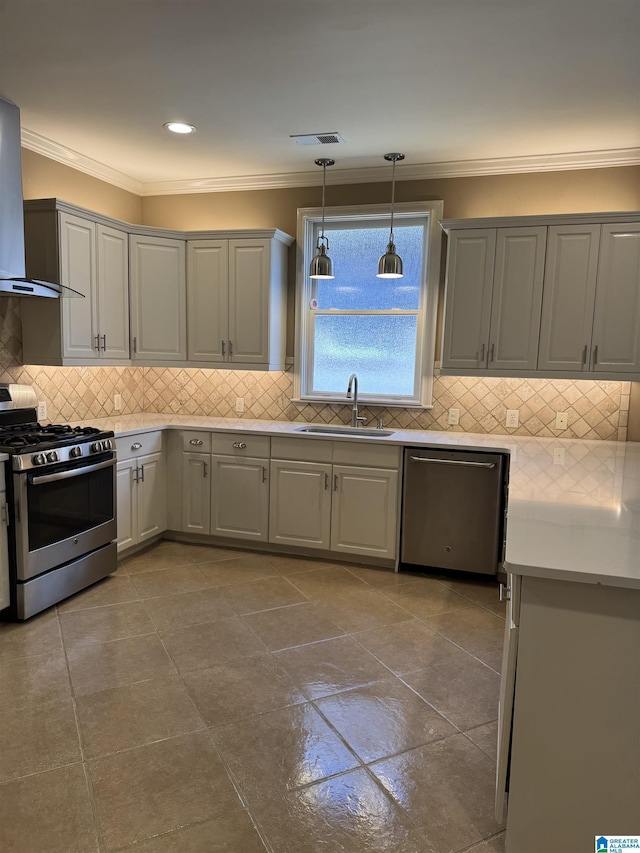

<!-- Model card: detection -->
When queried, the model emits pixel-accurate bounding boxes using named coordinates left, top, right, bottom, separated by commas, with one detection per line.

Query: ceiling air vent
left=290, top=132, right=345, bottom=146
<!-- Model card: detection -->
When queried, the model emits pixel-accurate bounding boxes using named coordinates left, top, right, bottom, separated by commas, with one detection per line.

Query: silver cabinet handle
left=333, top=474, right=338, bottom=491
left=409, top=456, right=496, bottom=469
left=139, top=464, right=145, bottom=482
left=229, top=340, right=233, bottom=357
left=221, top=340, right=225, bottom=357
left=101, top=334, right=106, bottom=351
left=203, top=462, right=208, bottom=478
left=131, top=442, right=142, bottom=450
left=499, top=583, right=511, bottom=602
left=262, top=466, right=267, bottom=482
left=232, top=441, right=246, bottom=449
left=582, top=344, right=588, bottom=365
left=592, top=344, right=599, bottom=367
left=324, top=472, right=329, bottom=490
left=479, top=343, right=485, bottom=364
left=132, top=466, right=138, bottom=484
left=132, top=336, right=137, bottom=354
left=488, top=343, right=495, bottom=363
left=189, top=438, right=203, bottom=446
left=94, top=335, right=100, bottom=351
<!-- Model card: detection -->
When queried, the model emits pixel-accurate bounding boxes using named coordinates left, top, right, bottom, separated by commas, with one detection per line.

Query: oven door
left=13, top=454, right=117, bottom=581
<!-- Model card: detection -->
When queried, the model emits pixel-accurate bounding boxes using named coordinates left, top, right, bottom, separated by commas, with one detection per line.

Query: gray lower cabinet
left=269, top=459, right=332, bottom=550
left=115, top=432, right=167, bottom=553
left=0, top=468, right=9, bottom=612
left=181, top=432, right=270, bottom=542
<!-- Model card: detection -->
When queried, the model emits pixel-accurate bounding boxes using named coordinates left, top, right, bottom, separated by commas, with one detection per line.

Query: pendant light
left=377, top=152, right=405, bottom=278
left=309, top=158, right=335, bottom=279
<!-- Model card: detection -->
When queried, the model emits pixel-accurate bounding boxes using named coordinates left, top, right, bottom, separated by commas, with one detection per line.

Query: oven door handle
left=29, top=457, right=115, bottom=485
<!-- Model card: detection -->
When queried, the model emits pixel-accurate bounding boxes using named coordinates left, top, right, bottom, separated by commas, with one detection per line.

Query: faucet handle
left=356, top=415, right=368, bottom=425
left=376, top=417, right=384, bottom=430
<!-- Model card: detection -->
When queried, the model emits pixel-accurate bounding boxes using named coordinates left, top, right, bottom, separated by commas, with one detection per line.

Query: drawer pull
left=189, top=438, right=204, bottom=446
left=131, top=442, right=142, bottom=450
left=232, top=441, right=247, bottom=449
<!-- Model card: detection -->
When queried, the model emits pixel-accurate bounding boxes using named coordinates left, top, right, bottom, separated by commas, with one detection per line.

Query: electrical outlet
left=235, top=397, right=245, bottom=413
left=553, top=447, right=566, bottom=466
left=114, top=393, right=122, bottom=411
left=447, top=408, right=460, bottom=426
left=37, top=401, right=47, bottom=421
left=555, top=412, right=568, bottom=430
left=506, top=409, right=519, bottom=428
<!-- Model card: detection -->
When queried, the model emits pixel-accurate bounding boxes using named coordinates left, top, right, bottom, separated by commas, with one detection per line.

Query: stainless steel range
left=0, top=384, right=117, bottom=620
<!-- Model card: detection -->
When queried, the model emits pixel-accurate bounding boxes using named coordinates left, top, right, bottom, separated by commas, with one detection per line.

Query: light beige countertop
left=76, top=414, right=640, bottom=590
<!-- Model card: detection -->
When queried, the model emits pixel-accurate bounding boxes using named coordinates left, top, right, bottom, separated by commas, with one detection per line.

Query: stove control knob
left=46, top=451, right=58, bottom=463
left=69, top=446, right=83, bottom=458
left=105, top=438, right=113, bottom=450
left=32, top=453, right=46, bottom=466
left=91, top=442, right=101, bottom=453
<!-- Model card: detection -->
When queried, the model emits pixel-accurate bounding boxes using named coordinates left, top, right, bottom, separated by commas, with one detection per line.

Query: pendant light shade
left=377, top=153, right=405, bottom=279
left=310, top=158, right=335, bottom=279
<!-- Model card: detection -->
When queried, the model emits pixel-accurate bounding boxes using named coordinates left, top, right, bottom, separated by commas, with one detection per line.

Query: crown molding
left=21, top=127, right=640, bottom=197
left=21, top=128, right=143, bottom=195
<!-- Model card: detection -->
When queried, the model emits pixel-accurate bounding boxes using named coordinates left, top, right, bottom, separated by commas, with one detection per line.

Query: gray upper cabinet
left=591, top=223, right=640, bottom=374
left=186, top=232, right=292, bottom=370
left=22, top=203, right=129, bottom=365
left=441, top=226, right=545, bottom=373
left=129, top=234, right=187, bottom=362
left=441, top=213, right=640, bottom=380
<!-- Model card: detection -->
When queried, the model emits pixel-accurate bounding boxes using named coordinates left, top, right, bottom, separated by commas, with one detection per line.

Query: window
left=294, top=201, right=443, bottom=407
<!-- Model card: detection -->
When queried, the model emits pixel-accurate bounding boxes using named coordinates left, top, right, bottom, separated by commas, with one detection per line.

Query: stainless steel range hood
left=0, top=96, right=81, bottom=298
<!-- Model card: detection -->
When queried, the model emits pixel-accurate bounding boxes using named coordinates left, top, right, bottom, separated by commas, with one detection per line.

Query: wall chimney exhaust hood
left=0, top=96, right=82, bottom=298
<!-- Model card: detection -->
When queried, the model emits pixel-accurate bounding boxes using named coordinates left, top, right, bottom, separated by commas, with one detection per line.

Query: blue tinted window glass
left=314, top=225, right=423, bottom=310
left=312, top=314, right=417, bottom=397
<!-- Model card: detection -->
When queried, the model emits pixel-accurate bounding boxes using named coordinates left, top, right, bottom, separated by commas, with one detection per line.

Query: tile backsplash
left=0, top=299, right=630, bottom=439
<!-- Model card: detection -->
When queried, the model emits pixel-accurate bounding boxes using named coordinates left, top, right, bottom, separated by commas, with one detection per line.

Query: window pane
left=312, top=314, right=417, bottom=397
left=314, top=225, right=423, bottom=310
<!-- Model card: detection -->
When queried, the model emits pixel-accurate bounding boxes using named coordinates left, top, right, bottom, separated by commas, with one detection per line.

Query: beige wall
left=141, top=165, right=640, bottom=234
left=21, top=149, right=141, bottom=224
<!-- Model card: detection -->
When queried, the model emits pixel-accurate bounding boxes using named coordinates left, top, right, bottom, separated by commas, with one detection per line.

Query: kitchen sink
left=294, top=425, right=395, bottom=437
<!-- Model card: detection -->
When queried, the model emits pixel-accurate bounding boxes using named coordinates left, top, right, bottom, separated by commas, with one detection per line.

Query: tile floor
left=0, top=541, right=507, bottom=853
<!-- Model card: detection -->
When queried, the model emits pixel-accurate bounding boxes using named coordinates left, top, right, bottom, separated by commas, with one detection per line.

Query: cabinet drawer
left=332, top=441, right=401, bottom=469
left=116, top=431, right=163, bottom=460
left=210, top=432, right=270, bottom=458
left=271, top=436, right=333, bottom=463
left=182, top=431, right=212, bottom=452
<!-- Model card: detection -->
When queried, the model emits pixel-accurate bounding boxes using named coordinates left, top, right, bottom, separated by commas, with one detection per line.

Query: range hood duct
left=0, top=96, right=81, bottom=298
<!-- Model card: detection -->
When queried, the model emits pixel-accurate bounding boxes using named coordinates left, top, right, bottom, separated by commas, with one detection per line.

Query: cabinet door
left=228, top=239, right=270, bottom=364
left=210, top=455, right=269, bottom=541
left=116, top=458, right=137, bottom=553
left=0, top=498, right=9, bottom=612
left=137, top=452, right=167, bottom=543
left=183, top=453, right=211, bottom=534
left=97, top=225, right=130, bottom=359
left=269, top=459, right=332, bottom=550
left=537, top=225, right=600, bottom=372
left=591, top=223, right=640, bottom=373
left=488, top=227, right=546, bottom=371
left=331, top=466, right=398, bottom=559
left=187, top=240, right=229, bottom=362
left=442, top=229, right=496, bottom=370
left=130, top=235, right=187, bottom=361
left=60, top=212, right=99, bottom=360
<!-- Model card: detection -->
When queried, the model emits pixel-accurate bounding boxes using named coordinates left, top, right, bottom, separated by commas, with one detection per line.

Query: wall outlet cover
left=506, top=409, right=519, bottom=428
left=37, top=401, right=47, bottom=421
left=448, top=408, right=460, bottom=426
left=114, top=393, right=122, bottom=411
left=553, top=447, right=566, bottom=466
left=235, top=397, right=245, bottom=413
left=555, top=412, right=568, bottom=430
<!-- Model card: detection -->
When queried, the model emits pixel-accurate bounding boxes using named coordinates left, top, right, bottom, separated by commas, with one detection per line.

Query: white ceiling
left=1, top=0, right=639, bottom=195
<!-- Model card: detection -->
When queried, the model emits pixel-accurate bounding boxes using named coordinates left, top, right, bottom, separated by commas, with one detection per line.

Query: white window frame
left=294, top=201, right=443, bottom=407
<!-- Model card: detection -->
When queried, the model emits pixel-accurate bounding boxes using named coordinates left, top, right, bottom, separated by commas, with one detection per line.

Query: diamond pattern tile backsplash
left=0, top=299, right=630, bottom=439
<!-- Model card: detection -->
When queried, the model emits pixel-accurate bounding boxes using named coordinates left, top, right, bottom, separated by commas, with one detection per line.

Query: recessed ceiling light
left=163, top=121, right=197, bottom=134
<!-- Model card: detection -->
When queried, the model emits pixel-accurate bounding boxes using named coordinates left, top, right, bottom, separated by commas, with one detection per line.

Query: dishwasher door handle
left=409, top=456, right=496, bottom=469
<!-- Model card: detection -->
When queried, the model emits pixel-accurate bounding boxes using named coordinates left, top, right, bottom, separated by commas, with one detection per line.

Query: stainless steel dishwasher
left=401, top=448, right=508, bottom=575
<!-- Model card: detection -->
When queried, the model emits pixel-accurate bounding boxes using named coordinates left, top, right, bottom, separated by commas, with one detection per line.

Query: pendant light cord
left=389, top=156, right=396, bottom=244
left=320, top=162, right=327, bottom=244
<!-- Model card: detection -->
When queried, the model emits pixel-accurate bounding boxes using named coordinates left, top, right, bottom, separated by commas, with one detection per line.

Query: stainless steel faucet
left=346, top=373, right=367, bottom=428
